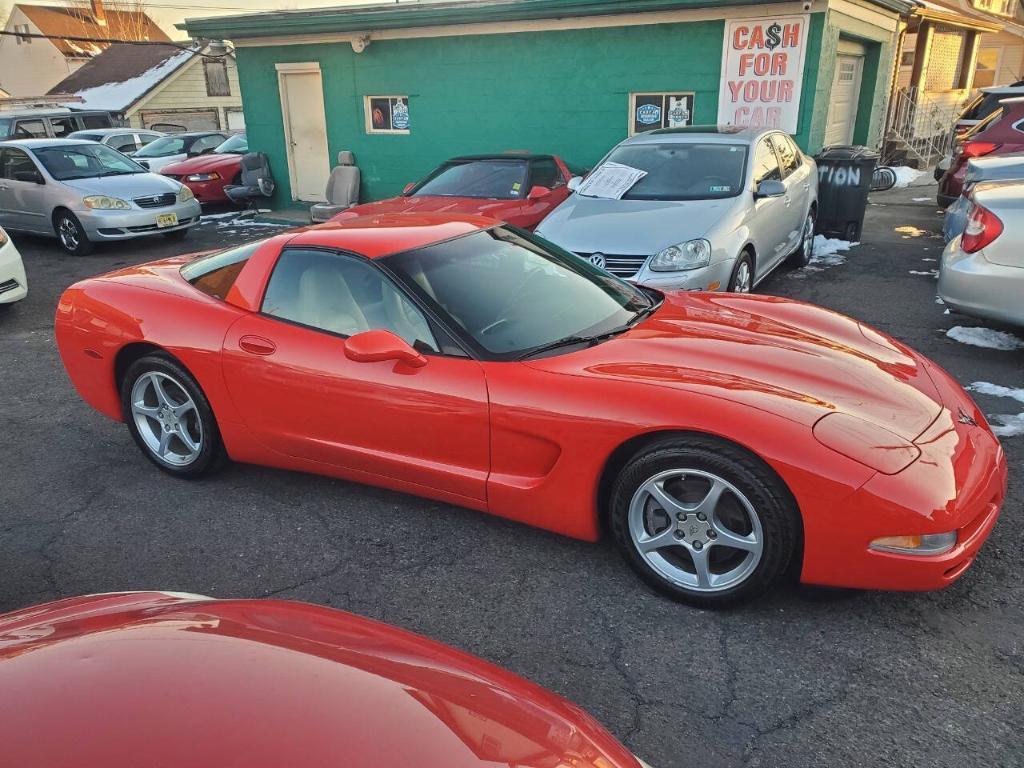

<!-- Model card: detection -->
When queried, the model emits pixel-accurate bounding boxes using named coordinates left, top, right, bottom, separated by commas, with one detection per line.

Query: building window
left=365, top=96, right=410, bottom=134
left=973, top=48, right=1000, bottom=89
left=14, top=24, right=31, bottom=44
left=629, top=93, right=694, bottom=136
left=971, top=0, right=1014, bottom=16
left=204, top=59, right=231, bottom=97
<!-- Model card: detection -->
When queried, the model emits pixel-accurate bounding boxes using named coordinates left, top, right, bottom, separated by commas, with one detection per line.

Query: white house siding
left=128, top=55, right=243, bottom=131
left=0, top=7, right=84, bottom=96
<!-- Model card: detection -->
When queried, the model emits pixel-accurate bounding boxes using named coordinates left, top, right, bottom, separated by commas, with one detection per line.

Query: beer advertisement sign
left=717, top=16, right=809, bottom=134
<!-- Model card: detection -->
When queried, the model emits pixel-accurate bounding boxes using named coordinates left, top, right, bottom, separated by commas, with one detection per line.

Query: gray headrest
left=338, top=151, right=355, bottom=166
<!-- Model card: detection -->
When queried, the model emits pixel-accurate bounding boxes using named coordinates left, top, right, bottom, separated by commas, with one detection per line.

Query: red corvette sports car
left=0, top=592, right=651, bottom=767
left=55, top=214, right=1007, bottom=606
left=161, top=133, right=248, bottom=204
left=332, top=153, right=578, bottom=229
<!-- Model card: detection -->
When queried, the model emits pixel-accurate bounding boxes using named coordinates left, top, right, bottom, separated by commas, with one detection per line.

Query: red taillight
left=961, top=141, right=1000, bottom=159
left=961, top=202, right=1003, bottom=253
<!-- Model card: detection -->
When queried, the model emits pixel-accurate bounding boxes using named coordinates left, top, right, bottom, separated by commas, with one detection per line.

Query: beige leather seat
left=294, top=262, right=370, bottom=337
left=311, top=151, right=361, bottom=223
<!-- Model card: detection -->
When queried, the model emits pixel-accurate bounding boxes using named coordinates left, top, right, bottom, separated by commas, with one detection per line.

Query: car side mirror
left=344, top=329, right=427, bottom=368
left=567, top=176, right=583, bottom=192
left=527, top=185, right=552, bottom=200
left=403, top=182, right=415, bottom=194
left=754, top=179, right=786, bottom=198
left=13, top=170, right=44, bottom=184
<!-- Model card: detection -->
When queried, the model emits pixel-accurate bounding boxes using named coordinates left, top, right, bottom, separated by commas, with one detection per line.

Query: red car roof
left=286, top=212, right=497, bottom=259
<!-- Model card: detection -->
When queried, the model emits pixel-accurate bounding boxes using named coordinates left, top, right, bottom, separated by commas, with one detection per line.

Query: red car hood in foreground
left=529, top=291, right=944, bottom=440
left=162, top=153, right=242, bottom=177
left=0, top=593, right=642, bottom=768
left=339, top=194, right=527, bottom=220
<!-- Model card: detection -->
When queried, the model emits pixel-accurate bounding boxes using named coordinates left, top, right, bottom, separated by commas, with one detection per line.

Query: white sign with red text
left=717, top=15, right=809, bottom=134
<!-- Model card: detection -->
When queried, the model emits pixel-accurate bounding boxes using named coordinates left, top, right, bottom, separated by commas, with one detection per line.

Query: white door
left=824, top=55, right=864, bottom=146
left=278, top=65, right=331, bottom=203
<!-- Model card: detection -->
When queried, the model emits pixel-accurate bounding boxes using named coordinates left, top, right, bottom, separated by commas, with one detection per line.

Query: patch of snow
left=946, top=326, right=1024, bottom=351
left=922, top=257, right=936, bottom=262
left=68, top=47, right=196, bottom=111
left=909, top=269, right=939, bottom=277
left=935, top=296, right=945, bottom=304
left=892, top=166, right=925, bottom=188
left=944, top=309, right=950, bottom=314
left=790, top=237, right=857, bottom=278
left=968, top=383, right=1024, bottom=438
left=969, top=382, right=1024, bottom=405
left=913, top=197, right=933, bottom=202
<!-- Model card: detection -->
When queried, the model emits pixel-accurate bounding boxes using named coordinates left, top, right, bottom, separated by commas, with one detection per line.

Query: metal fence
left=884, top=86, right=968, bottom=167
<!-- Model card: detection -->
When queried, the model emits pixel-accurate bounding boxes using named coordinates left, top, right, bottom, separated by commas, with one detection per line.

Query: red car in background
left=0, top=592, right=651, bottom=768
left=162, top=134, right=249, bottom=204
left=939, top=97, right=1024, bottom=207
left=332, top=153, right=582, bottom=229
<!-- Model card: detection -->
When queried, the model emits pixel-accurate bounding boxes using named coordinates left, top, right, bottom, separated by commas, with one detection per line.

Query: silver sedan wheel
left=628, top=469, right=764, bottom=593
left=130, top=372, right=203, bottom=467
left=802, top=214, right=815, bottom=259
left=732, top=259, right=752, bottom=293
left=58, top=217, right=80, bottom=251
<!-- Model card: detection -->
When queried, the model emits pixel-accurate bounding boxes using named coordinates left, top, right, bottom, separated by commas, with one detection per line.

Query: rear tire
left=609, top=435, right=800, bottom=608
left=54, top=210, right=94, bottom=255
left=120, top=353, right=226, bottom=478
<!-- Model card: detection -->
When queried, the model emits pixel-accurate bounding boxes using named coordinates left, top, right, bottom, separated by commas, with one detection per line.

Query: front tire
left=54, top=211, right=94, bottom=255
left=609, top=435, right=800, bottom=607
left=788, top=210, right=816, bottom=267
left=727, top=251, right=754, bottom=293
left=120, top=353, right=225, bottom=478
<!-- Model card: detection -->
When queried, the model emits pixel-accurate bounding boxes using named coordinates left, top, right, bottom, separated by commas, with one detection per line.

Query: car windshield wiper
left=517, top=335, right=595, bottom=361
left=97, top=170, right=136, bottom=177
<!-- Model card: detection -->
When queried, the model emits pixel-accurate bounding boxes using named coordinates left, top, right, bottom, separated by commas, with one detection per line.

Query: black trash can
left=814, top=145, right=879, bottom=241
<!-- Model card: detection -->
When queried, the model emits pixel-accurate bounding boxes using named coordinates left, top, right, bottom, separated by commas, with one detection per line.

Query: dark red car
left=939, top=97, right=1024, bottom=207
left=0, top=592, right=650, bottom=768
left=162, top=134, right=249, bottom=204
left=332, top=153, right=581, bottom=229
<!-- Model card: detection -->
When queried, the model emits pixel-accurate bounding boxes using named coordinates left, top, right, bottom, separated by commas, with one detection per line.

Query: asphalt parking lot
left=2, top=191, right=1021, bottom=768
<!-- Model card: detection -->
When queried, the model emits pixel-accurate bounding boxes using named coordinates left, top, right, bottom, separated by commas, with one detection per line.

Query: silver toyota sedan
left=939, top=180, right=1023, bottom=327
left=535, top=126, right=818, bottom=293
left=0, top=139, right=201, bottom=255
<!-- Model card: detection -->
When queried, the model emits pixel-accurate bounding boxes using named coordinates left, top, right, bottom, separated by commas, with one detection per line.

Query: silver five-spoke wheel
left=628, top=469, right=763, bottom=593
left=731, top=259, right=752, bottom=293
left=130, top=372, right=203, bottom=467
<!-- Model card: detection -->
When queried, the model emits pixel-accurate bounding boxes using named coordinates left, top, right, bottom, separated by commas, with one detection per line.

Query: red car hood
left=340, top=195, right=521, bottom=220
left=0, top=593, right=640, bottom=768
left=529, top=292, right=943, bottom=440
left=162, top=153, right=242, bottom=176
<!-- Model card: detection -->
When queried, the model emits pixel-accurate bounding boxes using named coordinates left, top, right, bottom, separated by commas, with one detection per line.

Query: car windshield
left=382, top=226, right=655, bottom=359
left=33, top=144, right=144, bottom=180
left=134, top=136, right=186, bottom=158
left=412, top=160, right=528, bottom=199
left=585, top=143, right=748, bottom=201
left=215, top=134, right=248, bottom=154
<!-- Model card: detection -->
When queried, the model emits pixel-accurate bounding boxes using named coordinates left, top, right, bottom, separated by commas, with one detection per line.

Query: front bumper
left=77, top=200, right=202, bottom=241
left=169, top=177, right=231, bottom=204
left=801, top=357, right=1007, bottom=591
left=0, top=238, right=28, bottom=305
left=938, top=236, right=1024, bottom=327
left=634, top=260, right=736, bottom=292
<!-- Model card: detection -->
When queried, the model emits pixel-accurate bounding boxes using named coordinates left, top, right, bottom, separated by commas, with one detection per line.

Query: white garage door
left=824, top=54, right=864, bottom=146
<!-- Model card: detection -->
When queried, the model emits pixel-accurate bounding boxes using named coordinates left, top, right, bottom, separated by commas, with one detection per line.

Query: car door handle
left=239, top=335, right=276, bottom=356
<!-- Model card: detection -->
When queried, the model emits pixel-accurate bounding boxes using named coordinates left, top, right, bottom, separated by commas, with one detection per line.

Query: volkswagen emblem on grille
left=589, top=253, right=607, bottom=269
left=957, top=407, right=978, bottom=427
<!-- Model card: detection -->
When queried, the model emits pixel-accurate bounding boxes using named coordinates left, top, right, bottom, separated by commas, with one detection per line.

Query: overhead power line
left=0, top=29, right=230, bottom=59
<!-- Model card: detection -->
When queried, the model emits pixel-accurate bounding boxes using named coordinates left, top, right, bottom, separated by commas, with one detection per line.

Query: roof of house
left=17, top=3, right=169, bottom=58
left=180, top=0, right=914, bottom=39
left=47, top=42, right=199, bottom=112
left=912, top=0, right=1024, bottom=35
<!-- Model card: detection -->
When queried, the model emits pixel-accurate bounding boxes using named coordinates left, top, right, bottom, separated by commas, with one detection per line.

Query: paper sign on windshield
left=577, top=162, right=648, bottom=200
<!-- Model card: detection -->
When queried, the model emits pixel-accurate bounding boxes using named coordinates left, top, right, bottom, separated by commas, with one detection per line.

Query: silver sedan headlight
left=177, top=185, right=196, bottom=203
left=649, top=238, right=712, bottom=272
left=83, top=195, right=131, bottom=210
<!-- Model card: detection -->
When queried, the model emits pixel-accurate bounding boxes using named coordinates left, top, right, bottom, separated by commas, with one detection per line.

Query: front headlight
left=177, top=186, right=196, bottom=202
left=185, top=173, right=220, bottom=182
left=83, top=195, right=131, bottom=210
left=649, top=239, right=712, bottom=272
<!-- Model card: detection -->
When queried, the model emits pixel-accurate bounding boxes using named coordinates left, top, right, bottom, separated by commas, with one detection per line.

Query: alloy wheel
left=58, top=217, right=80, bottom=252
left=732, top=260, right=752, bottom=293
left=627, top=469, right=764, bottom=592
left=802, top=214, right=815, bottom=259
left=130, top=371, right=204, bottom=467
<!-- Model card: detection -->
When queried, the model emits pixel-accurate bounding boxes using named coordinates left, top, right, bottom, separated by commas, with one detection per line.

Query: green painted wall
left=233, top=10, right=893, bottom=207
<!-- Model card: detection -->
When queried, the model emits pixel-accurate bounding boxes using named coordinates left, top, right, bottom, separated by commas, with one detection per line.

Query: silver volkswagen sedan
left=939, top=180, right=1023, bottom=327
left=535, top=126, right=818, bottom=293
left=0, top=139, right=201, bottom=255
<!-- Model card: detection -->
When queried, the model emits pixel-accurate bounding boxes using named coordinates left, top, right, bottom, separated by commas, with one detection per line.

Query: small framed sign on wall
left=629, top=92, right=694, bottom=135
left=365, top=96, right=411, bottom=134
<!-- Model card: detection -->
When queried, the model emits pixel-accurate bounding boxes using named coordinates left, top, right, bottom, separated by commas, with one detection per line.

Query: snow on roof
left=51, top=44, right=197, bottom=112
